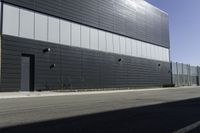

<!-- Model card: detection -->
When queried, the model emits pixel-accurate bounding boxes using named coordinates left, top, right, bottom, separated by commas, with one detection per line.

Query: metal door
left=20, top=54, right=34, bottom=91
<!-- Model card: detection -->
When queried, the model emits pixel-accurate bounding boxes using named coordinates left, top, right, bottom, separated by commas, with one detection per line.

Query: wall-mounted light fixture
left=118, top=58, right=123, bottom=62
left=50, top=64, right=56, bottom=69
left=43, top=48, right=51, bottom=53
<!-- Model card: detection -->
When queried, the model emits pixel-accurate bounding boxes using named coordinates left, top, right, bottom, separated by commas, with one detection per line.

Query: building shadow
left=1, top=98, right=200, bottom=133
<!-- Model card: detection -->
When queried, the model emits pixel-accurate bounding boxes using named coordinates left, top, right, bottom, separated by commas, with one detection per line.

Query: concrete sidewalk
left=0, top=86, right=198, bottom=99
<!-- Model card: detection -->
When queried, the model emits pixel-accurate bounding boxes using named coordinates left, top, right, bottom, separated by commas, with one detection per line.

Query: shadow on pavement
left=1, top=98, right=200, bottom=133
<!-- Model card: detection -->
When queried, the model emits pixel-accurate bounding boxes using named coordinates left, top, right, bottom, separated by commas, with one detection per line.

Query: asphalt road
left=1, top=87, right=200, bottom=133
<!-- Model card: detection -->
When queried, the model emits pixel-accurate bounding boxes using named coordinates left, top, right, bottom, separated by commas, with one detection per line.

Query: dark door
left=197, top=76, right=199, bottom=86
left=20, top=54, right=35, bottom=91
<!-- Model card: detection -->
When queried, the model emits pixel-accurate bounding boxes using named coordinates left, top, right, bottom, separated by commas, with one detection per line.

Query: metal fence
left=172, top=62, right=200, bottom=86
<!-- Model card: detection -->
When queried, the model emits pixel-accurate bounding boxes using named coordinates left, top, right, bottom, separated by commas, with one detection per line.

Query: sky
left=146, top=0, right=200, bottom=66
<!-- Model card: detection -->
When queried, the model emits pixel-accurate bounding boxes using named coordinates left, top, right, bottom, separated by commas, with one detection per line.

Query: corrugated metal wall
left=0, top=35, right=171, bottom=91
left=0, top=0, right=172, bottom=91
left=1, top=0, right=170, bottom=48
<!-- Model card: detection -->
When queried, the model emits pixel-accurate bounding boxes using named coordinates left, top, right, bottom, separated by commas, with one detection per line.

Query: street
left=1, top=87, right=200, bottom=133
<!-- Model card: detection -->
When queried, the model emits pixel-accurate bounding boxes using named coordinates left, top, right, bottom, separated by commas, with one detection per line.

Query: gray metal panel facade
left=0, top=35, right=171, bottom=91
left=0, top=0, right=171, bottom=91
left=1, top=0, right=170, bottom=48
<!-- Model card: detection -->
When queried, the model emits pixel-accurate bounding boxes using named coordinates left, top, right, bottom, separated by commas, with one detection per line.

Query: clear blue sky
left=146, top=0, right=200, bottom=66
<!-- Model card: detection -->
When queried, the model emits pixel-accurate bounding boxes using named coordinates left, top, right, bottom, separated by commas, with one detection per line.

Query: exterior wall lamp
left=118, top=58, right=123, bottom=62
left=50, top=64, right=56, bottom=69
left=43, top=48, right=51, bottom=53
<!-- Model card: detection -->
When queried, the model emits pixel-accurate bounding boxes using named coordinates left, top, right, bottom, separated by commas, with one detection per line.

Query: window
left=99, top=30, right=106, bottom=51
left=150, top=44, right=154, bottom=60
left=71, top=23, right=81, bottom=47
left=161, top=48, right=165, bottom=61
left=126, top=38, right=132, bottom=56
left=60, top=20, right=71, bottom=46
left=162, top=49, right=166, bottom=61
left=90, top=28, right=98, bottom=50
left=137, top=41, right=142, bottom=57
left=146, top=43, right=151, bottom=59
left=156, top=46, right=161, bottom=61
left=3, top=4, right=19, bottom=36
left=106, top=32, right=113, bottom=53
left=152, top=45, right=157, bottom=60
left=19, top=9, right=34, bottom=39
left=154, top=46, right=158, bottom=60
left=81, top=25, right=90, bottom=49
left=48, top=16, right=60, bottom=43
left=166, top=49, right=170, bottom=62
left=132, top=39, right=137, bottom=57
left=35, top=13, right=48, bottom=41
left=120, top=36, right=126, bottom=55
left=158, top=47, right=162, bottom=61
left=113, top=34, right=120, bottom=54
left=141, top=42, right=147, bottom=58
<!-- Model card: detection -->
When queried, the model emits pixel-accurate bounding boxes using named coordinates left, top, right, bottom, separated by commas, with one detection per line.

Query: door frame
left=21, top=54, right=35, bottom=91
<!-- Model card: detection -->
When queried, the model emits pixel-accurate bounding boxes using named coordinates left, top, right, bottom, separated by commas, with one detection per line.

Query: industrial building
left=0, top=0, right=171, bottom=91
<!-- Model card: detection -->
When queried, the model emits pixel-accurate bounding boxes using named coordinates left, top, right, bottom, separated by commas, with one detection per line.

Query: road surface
left=1, top=87, right=200, bottom=133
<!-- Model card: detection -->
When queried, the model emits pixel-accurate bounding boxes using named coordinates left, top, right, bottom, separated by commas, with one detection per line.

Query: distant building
left=0, top=0, right=171, bottom=91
